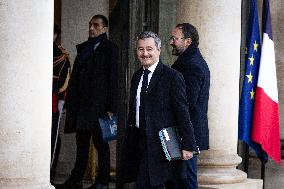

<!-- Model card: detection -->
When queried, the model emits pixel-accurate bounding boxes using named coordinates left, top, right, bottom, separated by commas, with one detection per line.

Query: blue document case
left=99, top=116, right=118, bottom=142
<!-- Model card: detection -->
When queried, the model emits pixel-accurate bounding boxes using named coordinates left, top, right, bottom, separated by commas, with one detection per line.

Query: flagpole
left=243, top=144, right=249, bottom=174
left=261, top=161, right=265, bottom=189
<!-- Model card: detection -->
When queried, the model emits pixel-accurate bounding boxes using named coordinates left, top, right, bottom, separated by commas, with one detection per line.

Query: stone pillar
left=176, top=1, right=262, bottom=188
left=0, top=1, right=54, bottom=189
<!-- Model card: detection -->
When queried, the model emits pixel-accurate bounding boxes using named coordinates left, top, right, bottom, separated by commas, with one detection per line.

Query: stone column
left=176, top=1, right=262, bottom=188
left=0, top=1, right=54, bottom=189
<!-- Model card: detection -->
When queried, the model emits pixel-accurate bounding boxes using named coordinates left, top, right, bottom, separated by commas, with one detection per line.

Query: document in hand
left=159, top=127, right=182, bottom=161
left=99, top=116, right=118, bottom=142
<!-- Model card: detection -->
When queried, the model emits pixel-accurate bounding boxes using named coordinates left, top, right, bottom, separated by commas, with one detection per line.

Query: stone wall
left=61, top=0, right=109, bottom=64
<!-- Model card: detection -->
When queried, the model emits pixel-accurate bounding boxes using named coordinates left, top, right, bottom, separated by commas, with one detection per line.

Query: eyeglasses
left=168, top=36, right=185, bottom=42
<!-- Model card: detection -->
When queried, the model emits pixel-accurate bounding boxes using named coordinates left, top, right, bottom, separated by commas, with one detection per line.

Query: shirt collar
left=143, top=60, right=159, bottom=73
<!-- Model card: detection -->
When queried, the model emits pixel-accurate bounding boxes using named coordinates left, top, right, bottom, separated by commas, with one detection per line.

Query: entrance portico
left=0, top=0, right=269, bottom=188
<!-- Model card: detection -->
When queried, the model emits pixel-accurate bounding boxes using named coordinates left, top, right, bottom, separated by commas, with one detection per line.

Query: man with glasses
left=169, top=23, right=210, bottom=189
left=56, top=14, right=118, bottom=189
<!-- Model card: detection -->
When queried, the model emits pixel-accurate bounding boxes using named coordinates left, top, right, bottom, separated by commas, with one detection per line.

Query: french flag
left=252, top=0, right=281, bottom=164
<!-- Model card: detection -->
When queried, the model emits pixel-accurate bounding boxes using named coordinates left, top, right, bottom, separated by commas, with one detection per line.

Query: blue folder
left=99, top=116, right=118, bottom=142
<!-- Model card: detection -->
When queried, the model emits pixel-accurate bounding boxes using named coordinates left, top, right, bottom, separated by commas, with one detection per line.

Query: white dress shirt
left=135, top=61, right=159, bottom=128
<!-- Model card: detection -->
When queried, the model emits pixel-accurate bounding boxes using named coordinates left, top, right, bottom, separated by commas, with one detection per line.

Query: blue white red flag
left=252, top=0, right=281, bottom=164
left=238, top=0, right=268, bottom=162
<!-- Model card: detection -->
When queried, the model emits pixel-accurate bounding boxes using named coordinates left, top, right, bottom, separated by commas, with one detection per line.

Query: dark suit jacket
left=64, top=35, right=118, bottom=132
left=172, top=45, right=210, bottom=150
left=119, top=62, right=197, bottom=186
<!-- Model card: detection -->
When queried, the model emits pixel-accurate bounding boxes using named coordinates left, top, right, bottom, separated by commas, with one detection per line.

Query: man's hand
left=182, top=150, right=194, bottom=160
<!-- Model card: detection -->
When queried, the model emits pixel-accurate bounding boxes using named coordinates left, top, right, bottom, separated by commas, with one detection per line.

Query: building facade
left=1, top=0, right=283, bottom=188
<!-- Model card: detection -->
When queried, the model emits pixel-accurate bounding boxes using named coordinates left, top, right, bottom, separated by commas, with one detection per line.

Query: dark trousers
left=69, top=127, right=110, bottom=184
left=177, top=156, right=197, bottom=189
left=186, top=156, right=198, bottom=189
left=51, top=112, right=61, bottom=178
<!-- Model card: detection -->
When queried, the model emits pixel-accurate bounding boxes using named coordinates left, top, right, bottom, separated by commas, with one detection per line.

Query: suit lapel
left=147, top=62, right=164, bottom=94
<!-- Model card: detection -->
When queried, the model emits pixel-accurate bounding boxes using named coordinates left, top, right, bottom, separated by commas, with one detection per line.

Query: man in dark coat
left=57, top=15, right=118, bottom=189
left=119, top=31, right=197, bottom=189
left=170, top=23, right=210, bottom=189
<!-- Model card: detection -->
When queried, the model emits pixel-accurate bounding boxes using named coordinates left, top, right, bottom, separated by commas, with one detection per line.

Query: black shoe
left=51, top=183, right=65, bottom=189
left=53, top=179, right=83, bottom=189
left=86, top=183, right=109, bottom=189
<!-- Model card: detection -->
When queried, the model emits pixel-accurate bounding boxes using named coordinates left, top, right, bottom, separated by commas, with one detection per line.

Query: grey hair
left=136, top=31, right=161, bottom=49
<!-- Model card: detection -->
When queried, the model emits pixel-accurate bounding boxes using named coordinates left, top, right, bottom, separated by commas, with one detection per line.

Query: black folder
left=159, top=127, right=182, bottom=161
